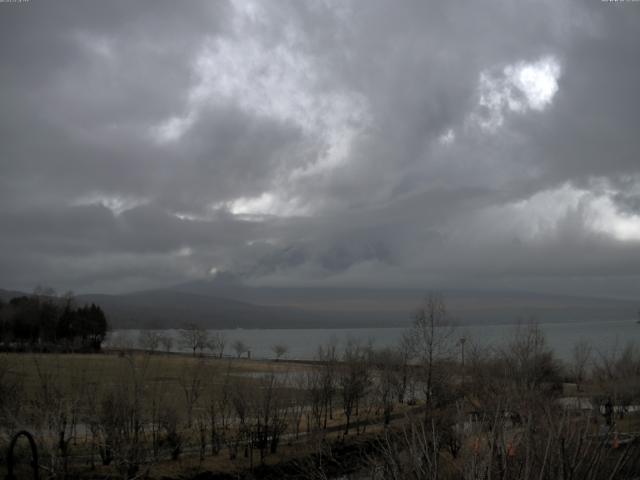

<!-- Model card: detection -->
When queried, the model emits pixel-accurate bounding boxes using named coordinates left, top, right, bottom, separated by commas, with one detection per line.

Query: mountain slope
left=75, top=290, right=312, bottom=329
left=172, top=280, right=640, bottom=326
left=2, top=285, right=638, bottom=329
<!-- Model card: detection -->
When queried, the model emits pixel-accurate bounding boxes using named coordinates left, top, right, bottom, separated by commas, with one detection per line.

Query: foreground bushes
left=3, top=317, right=640, bottom=478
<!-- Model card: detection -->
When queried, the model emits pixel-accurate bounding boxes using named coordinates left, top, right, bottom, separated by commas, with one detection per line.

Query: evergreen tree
left=2, top=291, right=109, bottom=351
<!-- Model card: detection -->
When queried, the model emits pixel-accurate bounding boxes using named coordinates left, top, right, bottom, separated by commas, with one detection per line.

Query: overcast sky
left=1, top=1, right=639, bottom=298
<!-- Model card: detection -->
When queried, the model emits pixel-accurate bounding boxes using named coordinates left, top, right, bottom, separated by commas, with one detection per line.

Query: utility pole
left=460, top=337, right=466, bottom=390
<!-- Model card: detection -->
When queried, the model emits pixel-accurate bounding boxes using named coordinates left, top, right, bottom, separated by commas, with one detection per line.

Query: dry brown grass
left=0, top=351, right=315, bottom=429
left=2, top=351, right=310, bottom=391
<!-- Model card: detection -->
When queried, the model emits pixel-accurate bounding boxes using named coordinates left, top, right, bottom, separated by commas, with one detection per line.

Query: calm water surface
left=107, top=320, right=640, bottom=362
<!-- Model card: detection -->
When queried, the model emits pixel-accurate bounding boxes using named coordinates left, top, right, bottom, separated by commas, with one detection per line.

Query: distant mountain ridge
left=173, top=281, right=639, bottom=326
left=1, top=285, right=638, bottom=329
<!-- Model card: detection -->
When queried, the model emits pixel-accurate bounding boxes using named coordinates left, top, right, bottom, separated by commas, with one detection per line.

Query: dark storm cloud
left=1, top=0, right=639, bottom=296
left=0, top=0, right=232, bottom=207
left=155, top=104, right=307, bottom=211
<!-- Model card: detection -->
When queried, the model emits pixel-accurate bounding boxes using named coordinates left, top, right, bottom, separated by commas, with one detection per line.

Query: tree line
left=0, top=288, right=108, bottom=352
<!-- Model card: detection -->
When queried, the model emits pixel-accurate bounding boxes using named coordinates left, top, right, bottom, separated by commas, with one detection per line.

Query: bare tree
left=570, top=339, right=593, bottom=391
left=272, top=343, right=289, bottom=360
left=208, top=332, right=226, bottom=358
left=158, top=404, right=182, bottom=461
left=214, top=364, right=236, bottom=455
left=501, top=321, right=559, bottom=394
left=97, top=353, right=150, bottom=478
left=180, top=323, right=208, bottom=356
left=305, top=368, right=325, bottom=433
left=137, top=330, right=160, bottom=353
left=317, top=341, right=338, bottom=429
left=408, top=293, right=456, bottom=406
left=31, top=355, right=77, bottom=476
left=158, top=333, right=174, bottom=354
left=204, top=366, right=223, bottom=456
left=339, top=339, right=372, bottom=435
left=179, top=359, right=205, bottom=428
left=372, top=347, right=398, bottom=425
left=229, top=379, right=252, bottom=462
left=290, top=375, right=307, bottom=439
left=232, top=339, right=249, bottom=358
left=393, top=333, right=413, bottom=404
left=145, top=367, right=168, bottom=461
left=593, top=341, right=640, bottom=420
left=252, top=371, right=290, bottom=459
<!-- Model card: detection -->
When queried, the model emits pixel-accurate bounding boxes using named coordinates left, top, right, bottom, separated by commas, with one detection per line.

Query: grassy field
left=2, top=351, right=310, bottom=401
left=3, top=350, right=307, bottom=380
left=0, top=351, right=326, bottom=478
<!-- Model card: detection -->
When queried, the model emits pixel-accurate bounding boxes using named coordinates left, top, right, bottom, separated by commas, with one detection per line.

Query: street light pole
left=460, top=337, right=466, bottom=390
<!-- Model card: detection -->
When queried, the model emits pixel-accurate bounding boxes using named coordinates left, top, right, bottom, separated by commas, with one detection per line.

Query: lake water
left=107, top=319, right=640, bottom=363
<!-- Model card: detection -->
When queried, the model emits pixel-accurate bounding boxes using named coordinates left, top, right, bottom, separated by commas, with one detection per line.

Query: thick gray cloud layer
left=1, top=0, right=639, bottom=297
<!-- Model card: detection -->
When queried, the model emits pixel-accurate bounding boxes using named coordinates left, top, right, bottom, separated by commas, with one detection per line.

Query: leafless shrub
left=370, top=381, right=638, bottom=480
left=232, top=339, right=249, bottom=358
left=272, top=343, right=289, bottom=360
left=593, top=341, right=640, bottom=420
